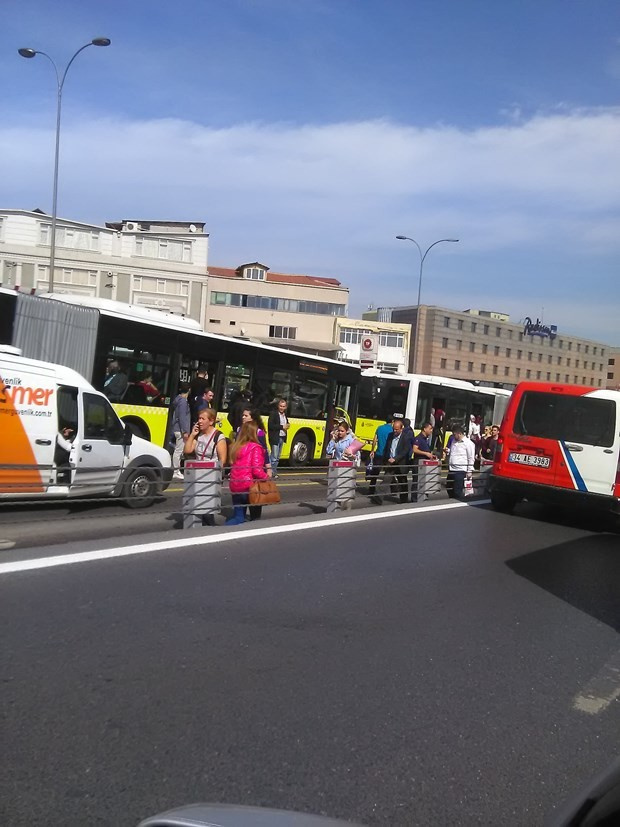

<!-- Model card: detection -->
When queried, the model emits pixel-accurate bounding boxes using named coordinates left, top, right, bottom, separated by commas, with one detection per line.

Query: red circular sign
left=362, top=338, right=373, bottom=350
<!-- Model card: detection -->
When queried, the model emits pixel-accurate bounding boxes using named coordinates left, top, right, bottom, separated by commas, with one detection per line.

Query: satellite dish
left=189, top=224, right=197, bottom=233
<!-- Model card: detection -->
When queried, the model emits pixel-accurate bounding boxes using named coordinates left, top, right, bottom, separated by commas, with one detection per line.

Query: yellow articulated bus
left=1, top=289, right=360, bottom=466
left=355, top=370, right=512, bottom=452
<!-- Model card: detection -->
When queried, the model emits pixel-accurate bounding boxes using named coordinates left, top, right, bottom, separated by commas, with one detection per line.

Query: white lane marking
left=0, top=500, right=488, bottom=576
left=573, top=649, right=620, bottom=715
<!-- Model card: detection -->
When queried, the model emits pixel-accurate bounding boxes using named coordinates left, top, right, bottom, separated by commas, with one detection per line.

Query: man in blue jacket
left=378, top=417, right=415, bottom=504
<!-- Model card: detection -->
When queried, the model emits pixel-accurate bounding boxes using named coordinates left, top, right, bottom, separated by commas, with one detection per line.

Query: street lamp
left=18, top=37, right=111, bottom=292
left=395, top=235, right=459, bottom=374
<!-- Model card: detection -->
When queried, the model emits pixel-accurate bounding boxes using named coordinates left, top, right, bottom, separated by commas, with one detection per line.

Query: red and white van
left=490, top=382, right=620, bottom=516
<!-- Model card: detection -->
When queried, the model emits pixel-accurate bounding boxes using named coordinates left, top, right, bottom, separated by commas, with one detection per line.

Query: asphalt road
left=1, top=502, right=619, bottom=827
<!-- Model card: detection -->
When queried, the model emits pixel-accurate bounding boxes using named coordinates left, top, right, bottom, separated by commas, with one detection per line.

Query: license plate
left=508, top=452, right=551, bottom=468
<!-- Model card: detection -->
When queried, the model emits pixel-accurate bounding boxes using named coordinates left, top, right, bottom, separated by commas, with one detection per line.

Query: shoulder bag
left=249, top=479, right=281, bottom=505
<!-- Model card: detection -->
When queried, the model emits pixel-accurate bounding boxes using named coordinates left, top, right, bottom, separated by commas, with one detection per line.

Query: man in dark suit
left=267, top=398, right=289, bottom=478
left=379, top=418, right=414, bottom=504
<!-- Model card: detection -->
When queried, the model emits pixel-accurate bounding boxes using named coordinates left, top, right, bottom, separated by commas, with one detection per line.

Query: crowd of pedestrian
left=164, top=366, right=501, bottom=526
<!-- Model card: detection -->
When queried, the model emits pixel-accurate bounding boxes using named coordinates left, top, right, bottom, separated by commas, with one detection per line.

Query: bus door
left=334, top=381, right=354, bottom=425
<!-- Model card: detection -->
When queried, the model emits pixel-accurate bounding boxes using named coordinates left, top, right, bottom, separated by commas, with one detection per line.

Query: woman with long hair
left=239, top=407, right=272, bottom=476
left=227, top=420, right=270, bottom=525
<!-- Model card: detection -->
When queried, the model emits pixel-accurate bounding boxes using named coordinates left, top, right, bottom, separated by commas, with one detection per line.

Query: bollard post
left=418, top=458, right=441, bottom=501
left=478, top=458, right=494, bottom=496
left=327, top=459, right=356, bottom=513
left=183, top=460, right=222, bottom=529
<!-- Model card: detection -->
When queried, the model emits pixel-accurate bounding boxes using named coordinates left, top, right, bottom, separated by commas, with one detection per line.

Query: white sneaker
left=173, top=471, right=184, bottom=480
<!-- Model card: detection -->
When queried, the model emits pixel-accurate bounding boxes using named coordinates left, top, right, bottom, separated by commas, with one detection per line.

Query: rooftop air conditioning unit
left=125, top=222, right=140, bottom=232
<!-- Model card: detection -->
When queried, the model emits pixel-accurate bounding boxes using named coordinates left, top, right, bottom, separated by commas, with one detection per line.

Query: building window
left=516, top=368, right=521, bottom=378
left=526, top=369, right=531, bottom=378
left=546, top=372, right=551, bottom=380
left=492, top=365, right=498, bottom=375
left=482, top=344, right=488, bottom=354
left=340, top=328, right=371, bottom=344
left=504, top=366, right=510, bottom=377
left=559, top=339, right=563, bottom=349
left=244, top=266, right=266, bottom=281
left=557, top=356, right=562, bottom=365
left=481, top=363, right=486, bottom=374
left=536, top=371, right=541, bottom=379
left=492, top=346, right=499, bottom=356
left=593, top=347, right=598, bottom=356
left=209, top=318, right=221, bottom=324
left=469, top=342, right=475, bottom=352
left=496, top=327, right=501, bottom=337
left=467, top=362, right=473, bottom=372
left=135, top=236, right=192, bottom=262
left=457, top=319, right=464, bottom=330
left=610, top=358, right=616, bottom=366
left=455, top=360, right=461, bottom=371
left=575, top=360, right=580, bottom=369
left=440, top=358, right=447, bottom=369
left=528, top=352, right=533, bottom=361
left=212, top=292, right=346, bottom=316
left=537, top=353, right=543, bottom=362
left=556, top=373, right=560, bottom=381
left=471, top=322, right=477, bottom=333
left=508, top=330, right=513, bottom=339
left=567, top=358, right=571, bottom=367
left=608, top=372, right=615, bottom=380
left=483, top=324, right=489, bottom=335
left=577, top=343, right=581, bottom=352
left=444, top=316, right=450, bottom=328
left=442, top=337, right=449, bottom=348
left=456, top=340, right=462, bottom=351
left=565, top=374, right=569, bottom=382
left=517, top=350, right=522, bottom=360
left=379, top=332, right=405, bottom=348
left=568, top=341, right=572, bottom=351
left=269, top=325, right=296, bottom=339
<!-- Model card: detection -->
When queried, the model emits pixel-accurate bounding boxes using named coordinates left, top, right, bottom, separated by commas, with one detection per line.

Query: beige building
left=607, top=348, right=620, bottom=390
left=205, top=263, right=348, bottom=357
left=381, top=304, right=609, bottom=388
left=334, top=317, right=411, bottom=373
left=0, top=209, right=209, bottom=323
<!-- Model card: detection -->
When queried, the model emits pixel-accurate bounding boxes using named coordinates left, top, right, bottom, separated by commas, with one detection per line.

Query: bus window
left=254, top=366, right=292, bottom=414
left=222, top=363, right=252, bottom=411
left=107, top=345, right=171, bottom=405
left=358, top=376, right=409, bottom=422
left=291, top=372, right=329, bottom=419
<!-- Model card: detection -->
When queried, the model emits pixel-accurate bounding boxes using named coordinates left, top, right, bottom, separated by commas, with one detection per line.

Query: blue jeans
left=270, top=437, right=284, bottom=475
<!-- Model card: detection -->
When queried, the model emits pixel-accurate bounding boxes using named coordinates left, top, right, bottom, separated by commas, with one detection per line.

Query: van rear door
left=506, top=388, right=618, bottom=496
left=501, top=388, right=558, bottom=489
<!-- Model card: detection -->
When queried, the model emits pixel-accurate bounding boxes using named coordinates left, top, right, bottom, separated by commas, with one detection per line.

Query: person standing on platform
left=267, top=398, right=289, bottom=478
left=447, top=425, right=475, bottom=499
left=411, top=421, right=435, bottom=502
left=368, top=416, right=393, bottom=505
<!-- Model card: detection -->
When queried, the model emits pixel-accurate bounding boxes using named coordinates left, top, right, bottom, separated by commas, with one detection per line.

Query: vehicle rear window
left=513, top=391, right=615, bottom=447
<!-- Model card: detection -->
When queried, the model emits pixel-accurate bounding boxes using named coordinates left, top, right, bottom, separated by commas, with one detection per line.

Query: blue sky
left=2, top=0, right=619, bottom=344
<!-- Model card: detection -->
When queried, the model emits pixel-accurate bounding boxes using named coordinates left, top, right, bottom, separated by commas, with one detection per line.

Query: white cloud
left=1, top=107, right=619, bottom=343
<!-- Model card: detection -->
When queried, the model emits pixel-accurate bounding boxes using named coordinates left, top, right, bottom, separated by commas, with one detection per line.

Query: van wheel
left=490, top=491, right=518, bottom=514
left=290, top=433, right=312, bottom=466
left=123, top=467, right=158, bottom=508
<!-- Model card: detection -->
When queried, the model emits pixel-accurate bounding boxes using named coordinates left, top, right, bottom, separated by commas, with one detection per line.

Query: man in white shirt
left=447, top=425, right=475, bottom=499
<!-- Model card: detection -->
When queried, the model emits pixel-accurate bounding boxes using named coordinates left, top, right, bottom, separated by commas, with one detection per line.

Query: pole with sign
left=360, top=333, right=379, bottom=370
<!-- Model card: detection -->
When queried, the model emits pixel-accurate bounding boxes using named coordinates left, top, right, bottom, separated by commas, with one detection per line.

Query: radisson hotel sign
left=523, top=316, right=557, bottom=340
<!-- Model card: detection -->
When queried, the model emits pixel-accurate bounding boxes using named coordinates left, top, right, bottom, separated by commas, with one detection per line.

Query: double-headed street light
left=395, top=235, right=459, bottom=374
left=18, top=38, right=111, bottom=292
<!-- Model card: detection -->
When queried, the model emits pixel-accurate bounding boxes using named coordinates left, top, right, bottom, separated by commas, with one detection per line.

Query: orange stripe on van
left=0, top=378, right=45, bottom=494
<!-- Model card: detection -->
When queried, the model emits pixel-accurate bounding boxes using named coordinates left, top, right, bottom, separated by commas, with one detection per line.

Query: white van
left=0, top=347, right=172, bottom=507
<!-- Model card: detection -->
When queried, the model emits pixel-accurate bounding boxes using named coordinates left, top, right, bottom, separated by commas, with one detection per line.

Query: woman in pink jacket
left=226, top=421, right=269, bottom=525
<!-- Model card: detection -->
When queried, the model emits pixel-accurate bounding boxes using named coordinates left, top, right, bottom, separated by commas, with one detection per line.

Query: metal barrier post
left=183, top=460, right=222, bottom=529
left=418, top=458, right=441, bottom=501
left=327, top=459, right=356, bottom=513
left=478, top=458, right=494, bottom=495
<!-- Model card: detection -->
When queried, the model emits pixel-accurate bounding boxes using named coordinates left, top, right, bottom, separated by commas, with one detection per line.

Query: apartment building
left=607, top=348, right=620, bottom=390
left=380, top=304, right=609, bottom=388
left=334, top=317, right=411, bottom=373
left=206, top=263, right=349, bottom=357
left=0, top=209, right=209, bottom=323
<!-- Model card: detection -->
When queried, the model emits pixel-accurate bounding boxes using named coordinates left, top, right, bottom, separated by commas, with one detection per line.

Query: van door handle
left=603, top=449, right=613, bottom=454
left=82, top=444, right=92, bottom=452
left=35, top=438, right=52, bottom=445
left=565, top=443, right=583, bottom=452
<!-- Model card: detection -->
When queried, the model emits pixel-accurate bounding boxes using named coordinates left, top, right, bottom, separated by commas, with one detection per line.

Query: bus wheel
left=290, top=433, right=312, bottom=466
left=123, top=467, right=158, bottom=508
left=490, top=491, right=517, bottom=514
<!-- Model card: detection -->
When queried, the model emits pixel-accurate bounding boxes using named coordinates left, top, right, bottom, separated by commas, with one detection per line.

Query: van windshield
left=514, top=391, right=615, bottom=447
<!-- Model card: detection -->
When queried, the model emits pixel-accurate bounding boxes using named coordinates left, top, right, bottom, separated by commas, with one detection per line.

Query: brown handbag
left=248, top=480, right=281, bottom=505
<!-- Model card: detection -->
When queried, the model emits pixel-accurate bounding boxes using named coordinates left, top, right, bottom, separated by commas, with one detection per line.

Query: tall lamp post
left=395, top=235, right=459, bottom=374
left=18, top=38, right=111, bottom=292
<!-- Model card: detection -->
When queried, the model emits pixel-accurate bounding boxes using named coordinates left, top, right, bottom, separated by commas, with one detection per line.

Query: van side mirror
left=123, top=425, right=133, bottom=447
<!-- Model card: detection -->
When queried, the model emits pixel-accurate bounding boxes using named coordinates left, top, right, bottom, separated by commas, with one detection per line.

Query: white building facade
left=0, top=210, right=209, bottom=324
left=334, top=317, right=411, bottom=373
